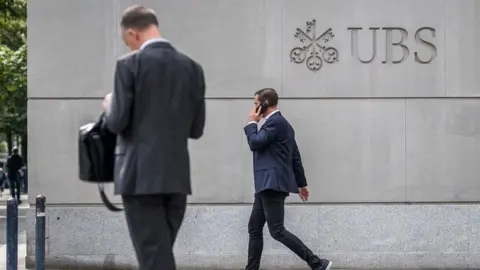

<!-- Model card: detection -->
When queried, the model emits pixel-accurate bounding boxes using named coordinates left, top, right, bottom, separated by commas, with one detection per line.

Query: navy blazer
left=244, top=112, right=307, bottom=194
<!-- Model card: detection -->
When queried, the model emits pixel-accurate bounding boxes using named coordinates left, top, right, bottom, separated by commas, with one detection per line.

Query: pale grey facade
left=27, top=0, right=480, bottom=268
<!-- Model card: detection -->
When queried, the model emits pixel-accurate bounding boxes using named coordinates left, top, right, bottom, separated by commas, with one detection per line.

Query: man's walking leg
left=9, top=179, right=14, bottom=198
left=261, top=190, right=324, bottom=269
left=245, top=194, right=266, bottom=270
left=122, top=194, right=176, bottom=270
left=165, top=194, right=187, bottom=245
left=9, top=176, right=16, bottom=199
left=15, top=178, right=21, bottom=202
left=9, top=176, right=20, bottom=202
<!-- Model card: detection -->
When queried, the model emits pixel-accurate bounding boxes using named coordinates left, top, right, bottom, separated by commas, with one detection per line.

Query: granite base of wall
left=25, top=204, right=480, bottom=269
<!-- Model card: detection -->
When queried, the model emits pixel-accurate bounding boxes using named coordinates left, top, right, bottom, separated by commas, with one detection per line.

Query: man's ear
left=126, top=29, right=138, bottom=40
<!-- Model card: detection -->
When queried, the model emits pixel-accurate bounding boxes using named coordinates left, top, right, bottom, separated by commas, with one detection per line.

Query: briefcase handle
left=98, top=184, right=123, bottom=212
left=95, top=112, right=122, bottom=212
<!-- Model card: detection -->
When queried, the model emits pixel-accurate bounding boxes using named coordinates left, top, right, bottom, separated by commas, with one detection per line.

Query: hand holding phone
left=248, top=106, right=262, bottom=122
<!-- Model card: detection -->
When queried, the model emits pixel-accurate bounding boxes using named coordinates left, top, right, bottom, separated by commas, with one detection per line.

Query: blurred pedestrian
left=0, top=168, right=7, bottom=197
left=6, top=147, right=24, bottom=203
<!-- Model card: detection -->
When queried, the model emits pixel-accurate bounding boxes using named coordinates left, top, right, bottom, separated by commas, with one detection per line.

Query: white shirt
left=247, top=109, right=280, bottom=130
left=264, top=109, right=280, bottom=120
left=139, top=37, right=170, bottom=50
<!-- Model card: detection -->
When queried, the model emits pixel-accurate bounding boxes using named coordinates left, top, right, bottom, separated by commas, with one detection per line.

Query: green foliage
left=0, top=141, right=6, bottom=153
left=0, top=0, right=27, bottom=150
left=0, top=43, right=26, bottom=134
left=0, top=0, right=26, bottom=50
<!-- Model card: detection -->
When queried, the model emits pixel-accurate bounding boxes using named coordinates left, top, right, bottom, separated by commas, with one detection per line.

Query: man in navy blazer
left=243, top=88, right=332, bottom=270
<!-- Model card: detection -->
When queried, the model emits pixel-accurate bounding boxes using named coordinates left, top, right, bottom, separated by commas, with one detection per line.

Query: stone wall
left=27, top=0, right=480, bottom=268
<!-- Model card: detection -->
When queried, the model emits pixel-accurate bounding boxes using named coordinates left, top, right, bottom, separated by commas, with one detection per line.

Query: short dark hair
left=12, top=148, right=18, bottom=154
left=255, top=88, right=279, bottom=107
left=120, top=5, right=158, bottom=30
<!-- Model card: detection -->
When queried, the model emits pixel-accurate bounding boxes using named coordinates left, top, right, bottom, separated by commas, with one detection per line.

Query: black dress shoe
left=313, top=259, right=333, bottom=270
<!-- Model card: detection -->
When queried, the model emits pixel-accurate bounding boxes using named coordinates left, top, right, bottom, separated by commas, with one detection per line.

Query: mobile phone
left=256, top=101, right=268, bottom=114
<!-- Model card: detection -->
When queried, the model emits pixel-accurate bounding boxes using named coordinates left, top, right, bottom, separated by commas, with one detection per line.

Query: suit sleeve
left=189, top=64, right=206, bottom=139
left=244, top=120, right=278, bottom=151
left=105, top=58, right=134, bottom=134
left=292, top=138, right=307, bottom=188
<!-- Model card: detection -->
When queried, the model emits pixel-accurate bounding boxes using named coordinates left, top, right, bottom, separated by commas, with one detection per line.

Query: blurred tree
left=0, top=0, right=26, bottom=50
left=0, top=0, right=27, bottom=160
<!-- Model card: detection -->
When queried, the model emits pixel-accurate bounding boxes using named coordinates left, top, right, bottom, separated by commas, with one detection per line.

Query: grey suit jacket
left=105, top=42, right=206, bottom=195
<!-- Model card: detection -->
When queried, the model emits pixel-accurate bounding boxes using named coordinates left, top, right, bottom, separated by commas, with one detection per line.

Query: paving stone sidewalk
left=0, top=230, right=26, bottom=270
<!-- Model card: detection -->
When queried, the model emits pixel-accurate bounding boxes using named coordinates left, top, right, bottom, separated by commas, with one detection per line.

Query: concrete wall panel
left=406, top=99, right=480, bottom=201
left=189, top=100, right=252, bottom=203
left=27, top=0, right=117, bottom=98
left=445, top=0, right=480, bottom=97
left=280, top=100, right=406, bottom=203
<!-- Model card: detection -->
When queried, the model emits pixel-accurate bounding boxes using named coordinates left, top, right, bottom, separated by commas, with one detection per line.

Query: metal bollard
left=35, top=195, right=46, bottom=270
left=6, top=198, right=18, bottom=270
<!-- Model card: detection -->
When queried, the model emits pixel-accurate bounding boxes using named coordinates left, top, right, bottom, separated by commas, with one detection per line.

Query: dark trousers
left=9, top=175, right=20, bottom=201
left=23, top=176, right=28, bottom=194
left=122, top=194, right=187, bottom=270
left=246, top=190, right=322, bottom=270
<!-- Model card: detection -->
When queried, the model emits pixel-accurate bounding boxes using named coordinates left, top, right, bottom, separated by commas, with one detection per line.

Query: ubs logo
left=291, top=19, right=438, bottom=72
left=290, top=19, right=339, bottom=72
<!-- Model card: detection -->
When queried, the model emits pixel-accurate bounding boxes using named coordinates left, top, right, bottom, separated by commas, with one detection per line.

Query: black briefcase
left=78, top=113, right=123, bottom=212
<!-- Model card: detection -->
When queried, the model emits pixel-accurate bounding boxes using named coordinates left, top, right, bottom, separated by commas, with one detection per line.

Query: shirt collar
left=264, top=109, right=280, bottom=120
left=139, top=37, right=170, bottom=51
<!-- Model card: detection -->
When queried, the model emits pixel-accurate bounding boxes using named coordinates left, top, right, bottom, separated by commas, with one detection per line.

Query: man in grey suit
left=102, top=5, right=206, bottom=270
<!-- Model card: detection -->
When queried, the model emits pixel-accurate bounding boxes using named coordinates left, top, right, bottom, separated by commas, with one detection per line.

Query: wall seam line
left=444, top=0, right=448, bottom=97
left=404, top=98, right=407, bottom=202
